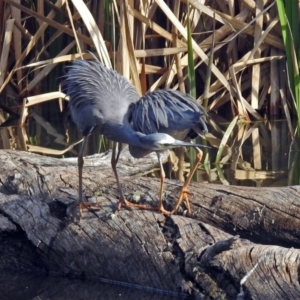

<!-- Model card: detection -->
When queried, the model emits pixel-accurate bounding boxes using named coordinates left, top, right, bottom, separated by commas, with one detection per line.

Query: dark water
left=0, top=270, right=186, bottom=300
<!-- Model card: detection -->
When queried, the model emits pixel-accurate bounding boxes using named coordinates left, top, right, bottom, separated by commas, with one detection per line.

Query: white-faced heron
left=64, top=59, right=209, bottom=216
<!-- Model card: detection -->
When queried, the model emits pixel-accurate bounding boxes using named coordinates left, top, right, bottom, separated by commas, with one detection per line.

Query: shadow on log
left=0, top=149, right=300, bottom=299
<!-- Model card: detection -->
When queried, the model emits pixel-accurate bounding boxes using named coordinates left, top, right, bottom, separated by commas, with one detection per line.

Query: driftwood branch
left=0, top=149, right=300, bottom=299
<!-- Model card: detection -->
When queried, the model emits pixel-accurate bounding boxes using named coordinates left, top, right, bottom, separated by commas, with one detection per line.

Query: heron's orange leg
left=171, top=148, right=203, bottom=214
left=78, top=136, right=92, bottom=219
left=79, top=202, right=104, bottom=215
left=77, top=132, right=106, bottom=218
left=116, top=150, right=170, bottom=215
left=117, top=171, right=170, bottom=215
left=112, top=142, right=154, bottom=213
left=78, top=136, right=87, bottom=205
left=117, top=198, right=160, bottom=212
left=154, top=152, right=171, bottom=215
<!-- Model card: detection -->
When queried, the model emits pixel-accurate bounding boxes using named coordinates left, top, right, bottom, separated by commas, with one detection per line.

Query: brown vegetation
left=0, top=2, right=298, bottom=298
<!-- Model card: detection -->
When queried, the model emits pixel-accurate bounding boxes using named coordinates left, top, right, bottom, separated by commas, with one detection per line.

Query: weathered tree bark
left=0, top=149, right=300, bottom=299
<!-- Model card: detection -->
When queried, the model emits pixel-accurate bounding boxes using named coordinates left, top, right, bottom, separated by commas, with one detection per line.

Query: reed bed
left=0, top=0, right=296, bottom=185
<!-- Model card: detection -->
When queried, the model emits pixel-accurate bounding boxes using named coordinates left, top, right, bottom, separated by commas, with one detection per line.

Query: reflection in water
left=0, top=271, right=186, bottom=300
left=202, top=118, right=290, bottom=187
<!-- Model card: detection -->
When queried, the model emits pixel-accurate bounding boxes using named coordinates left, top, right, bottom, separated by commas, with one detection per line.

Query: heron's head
left=137, top=131, right=210, bottom=151
left=139, top=133, right=184, bottom=150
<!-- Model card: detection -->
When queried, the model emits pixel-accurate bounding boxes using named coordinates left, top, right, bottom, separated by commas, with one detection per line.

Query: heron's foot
left=116, top=199, right=171, bottom=215
left=170, top=188, right=192, bottom=215
left=79, top=201, right=104, bottom=218
left=116, top=198, right=154, bottom=214
left=156, top=204, right=171, bottom=216
left=137, top=203, right=171, bottom=216
left=80, top=201, right=103, bottom=210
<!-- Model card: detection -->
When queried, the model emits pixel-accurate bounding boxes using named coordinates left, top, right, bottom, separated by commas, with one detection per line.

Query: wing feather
left=131, top=89, right=207, bottom=138
left=64, top=60, right=139, bottom=135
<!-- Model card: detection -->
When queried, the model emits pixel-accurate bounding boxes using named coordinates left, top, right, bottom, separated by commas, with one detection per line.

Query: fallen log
left=0, top=149, right=300, bottom=299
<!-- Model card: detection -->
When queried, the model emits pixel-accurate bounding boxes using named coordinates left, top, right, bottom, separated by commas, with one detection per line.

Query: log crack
left=0, top=150, right=300, bottom=297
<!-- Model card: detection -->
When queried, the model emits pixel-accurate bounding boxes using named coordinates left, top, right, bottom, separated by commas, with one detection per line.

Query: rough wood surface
left=0, top=149, right=300, bottom=299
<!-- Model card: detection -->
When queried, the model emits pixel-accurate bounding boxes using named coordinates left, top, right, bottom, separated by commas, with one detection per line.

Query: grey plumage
left=64, top=59, right=209, bottom=215
left=131, top=89, right=207, bottom=136
left=129, top=89, right=208, bottom=158
left=65, top=59, right=139, bottom=139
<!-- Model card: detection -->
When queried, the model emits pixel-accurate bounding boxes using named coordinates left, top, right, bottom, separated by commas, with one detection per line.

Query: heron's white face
left=156, top=134, right=176, bottom=147
left=139, top=132, right=180, bottom=150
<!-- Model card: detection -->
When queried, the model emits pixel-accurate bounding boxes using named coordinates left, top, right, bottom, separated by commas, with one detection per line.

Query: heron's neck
left=110, top=123, right=146, bottom=147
